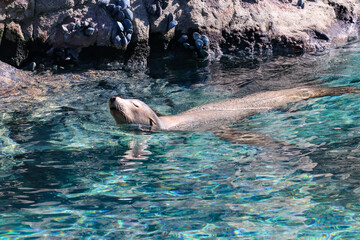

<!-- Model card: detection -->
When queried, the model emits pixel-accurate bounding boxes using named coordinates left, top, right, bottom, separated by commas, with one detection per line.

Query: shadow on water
left=147, top=50, right=338, bottom=98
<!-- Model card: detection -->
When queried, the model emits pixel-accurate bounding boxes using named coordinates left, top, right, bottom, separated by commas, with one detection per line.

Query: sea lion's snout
left=108, top=95, right=122, bottom=111
left=109, top=97, right=116, bottom=110
left=109, top=96, right=116, bottom=103
left=108, top=95, right=127, bottom=124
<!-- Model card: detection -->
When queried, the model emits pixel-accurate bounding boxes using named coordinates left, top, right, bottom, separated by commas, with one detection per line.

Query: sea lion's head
left=109, top=95, right=162, bottom=129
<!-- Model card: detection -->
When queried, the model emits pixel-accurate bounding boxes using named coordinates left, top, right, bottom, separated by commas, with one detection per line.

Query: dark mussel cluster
left=296, top=0, right=305, bottom=9
left=177, top=32, right=210, bottom=58
left=145, top=0, right=169, bottom=17
left=28, top=47, right=80, bottom=72
left=167, top=13, right=178, bottom=31
left=62, top=20, right=97, bottom=44
left=99, top=0, right=134, bottom=48
left=50, top=48, right=79, bottom=64
left=65, top=20, right=97, bottom=38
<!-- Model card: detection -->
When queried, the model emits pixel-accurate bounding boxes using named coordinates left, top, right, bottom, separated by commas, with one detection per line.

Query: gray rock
left=0, top=0, right=359, bottom=67
left=0, top=60, right=30, bottom=94
left=36, top=0, right=74, bottom=15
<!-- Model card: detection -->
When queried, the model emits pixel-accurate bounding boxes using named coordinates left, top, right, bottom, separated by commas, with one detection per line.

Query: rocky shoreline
left=0, top=0, right=359, bottom=70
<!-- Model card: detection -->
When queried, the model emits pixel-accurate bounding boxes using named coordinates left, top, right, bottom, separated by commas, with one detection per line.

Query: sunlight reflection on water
left=1, top=42, right=360, bottom=238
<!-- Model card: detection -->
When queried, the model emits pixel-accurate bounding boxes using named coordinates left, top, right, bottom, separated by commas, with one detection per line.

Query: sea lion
left=109, top=86, right=357, bottom=132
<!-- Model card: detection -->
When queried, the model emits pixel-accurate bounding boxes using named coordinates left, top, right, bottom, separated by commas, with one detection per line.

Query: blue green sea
left=1, top=42, right=360, bottom=239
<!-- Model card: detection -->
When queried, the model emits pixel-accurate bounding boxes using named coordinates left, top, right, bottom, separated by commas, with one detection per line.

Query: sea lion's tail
left=308, top=86, right=360, bottom=98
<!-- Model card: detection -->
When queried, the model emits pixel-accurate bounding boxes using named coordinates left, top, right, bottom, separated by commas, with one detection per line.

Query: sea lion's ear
left=149, top=118, right=157, bottom=126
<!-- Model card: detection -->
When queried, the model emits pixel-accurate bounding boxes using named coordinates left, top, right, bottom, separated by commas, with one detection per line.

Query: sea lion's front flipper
left=214, top=127, right=296, bottom=148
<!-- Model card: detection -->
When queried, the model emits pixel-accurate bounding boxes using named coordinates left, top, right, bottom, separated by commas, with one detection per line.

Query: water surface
left=1, top=43, right=360, bottom=239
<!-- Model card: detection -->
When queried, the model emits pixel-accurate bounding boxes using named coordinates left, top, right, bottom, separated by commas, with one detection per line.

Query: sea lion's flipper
left=308, top=86, right=360, bottom=98
left=214, top=127, right=296, bottom=148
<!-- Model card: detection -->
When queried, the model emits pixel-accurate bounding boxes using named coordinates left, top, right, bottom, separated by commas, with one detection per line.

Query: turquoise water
left=1, top=42, right=360, bottom=239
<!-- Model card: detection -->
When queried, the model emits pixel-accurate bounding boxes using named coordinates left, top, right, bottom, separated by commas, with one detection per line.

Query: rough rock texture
left=0, top=60, right=29, bottom=95
left=0, top=0, right=359, bottom=68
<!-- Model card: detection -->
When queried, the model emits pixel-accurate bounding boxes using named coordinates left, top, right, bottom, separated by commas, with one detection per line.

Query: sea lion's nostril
left=110, top=96, right=116, bottom=103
